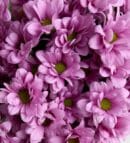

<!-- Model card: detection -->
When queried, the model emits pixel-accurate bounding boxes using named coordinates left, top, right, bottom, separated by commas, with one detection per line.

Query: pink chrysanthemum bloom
left=55, top=81, right=86, bottom=124
left=26, top=103, right=66, bottom=143
left=36, top=48, right=85, bottom=93
left=66, top=120, right=95, bottom=143
left=54, top=11, right=94, bottom=55
left=89, top=12, right=130, bottom=54
left=95, top=114, right=130, bottom=143
left=89, top=13, right=130, bottom=87
left=2, top=68, right=46, bottom=122
left=80, top=0, right=124, bottom=13
left=0, top=21, right=38, bottom=64
left=23, top=0, right=64, bottom=37
left=85, top=81, right=129, bottom=128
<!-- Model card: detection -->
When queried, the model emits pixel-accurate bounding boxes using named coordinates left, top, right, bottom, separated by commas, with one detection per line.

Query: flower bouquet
left=0, top=0, right=130, bottom=143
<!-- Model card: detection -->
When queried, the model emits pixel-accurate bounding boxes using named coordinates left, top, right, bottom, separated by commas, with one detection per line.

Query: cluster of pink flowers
left=1, top=0, right=130, bottom=143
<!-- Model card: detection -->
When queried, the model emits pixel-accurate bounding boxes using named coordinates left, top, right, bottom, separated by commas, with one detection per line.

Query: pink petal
left=30, top=127, right=44, bottom=143
left=111, top=76, right=126, bottom=88
left=80, top=0, right=88, bottom=7
left=8, top=105, right=20, bottom=115
left=89, top=34, right=103, bottom=50
left=45, top=75, right=57, bottom=84
left=7, top=93, right=20, bottom=105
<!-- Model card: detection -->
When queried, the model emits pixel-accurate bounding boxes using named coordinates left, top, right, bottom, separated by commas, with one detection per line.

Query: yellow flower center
left=41, top=18, right=52, bottom=26
left=100, top=98, right=112, bottom=111
left=55, top=62, right=66, bottom=74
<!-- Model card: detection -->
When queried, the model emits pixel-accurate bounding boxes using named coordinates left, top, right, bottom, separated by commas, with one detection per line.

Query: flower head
left=23, top=0, right=64, bottom=36
left=3, top=68, right=46, bottom=122
left=85, top=81, right=129, bottom=127
left=36, top=48, right=85, bottom=93
left=54, top=12, right=94, bottom=55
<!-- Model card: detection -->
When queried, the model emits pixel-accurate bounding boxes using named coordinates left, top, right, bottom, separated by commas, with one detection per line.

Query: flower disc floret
left=100, top=98, right=112, bottom=111
left=68, top=138, right=79, bottom=143
left=67, top=32, right=77, bottom=41
left=64, top=98, right=73, bottom=107
left=55, top=62, right=66, bottom=74
left=41, top=18, right=52, bottom=26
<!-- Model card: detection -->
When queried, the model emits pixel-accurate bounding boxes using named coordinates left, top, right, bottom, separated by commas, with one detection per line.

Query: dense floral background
left=0, top=0, right=130, bottom=143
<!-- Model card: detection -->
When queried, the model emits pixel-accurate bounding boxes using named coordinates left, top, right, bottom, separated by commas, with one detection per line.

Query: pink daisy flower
left=86, top=81, right=129, bottom=127
left=0, top=21, right=38, bottom=64
left=3, top=68, right=47, bottom=122
left=54, top=11, right=94, bottom=55
left=23, top=0, right=64, bottom=37
left=36, top=48, right=85, bottom=93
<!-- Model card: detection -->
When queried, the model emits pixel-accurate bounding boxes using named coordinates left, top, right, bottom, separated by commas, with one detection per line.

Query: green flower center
left=110, top=33, right=118, bottom=43
left=41, top=18, right=52, bottom=26
left=18, top=88, right=31, bottom=104
left=68, top=138, right=79, bottom=143
left=64, top=98, right=73, bottom=107
left=55, top=62, right=66, bottom=74
left=67, top=32, right=77, bottom=41
left=100, top=98, right=112, bottom=111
